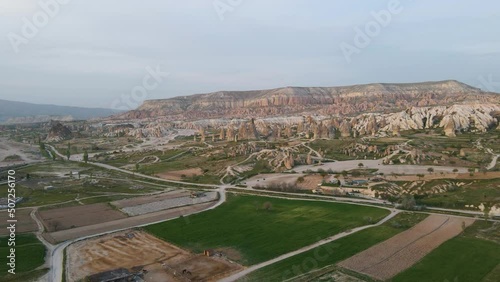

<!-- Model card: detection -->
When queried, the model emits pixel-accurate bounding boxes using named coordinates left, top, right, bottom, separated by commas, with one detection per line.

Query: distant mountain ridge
left=117, top=80, right=500, bottom=120
left=0, top=99, right=118, bottom=123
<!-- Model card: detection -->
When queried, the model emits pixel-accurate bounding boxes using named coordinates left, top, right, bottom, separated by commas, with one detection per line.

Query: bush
left=254, top=182, right=301, bottom=192
left=400, top=194, right=417, bottom=210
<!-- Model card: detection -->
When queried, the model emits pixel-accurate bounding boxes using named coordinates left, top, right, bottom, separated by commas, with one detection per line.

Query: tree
left=50, top=220, right=61, bottom=232
left=135, top=163, right=140, bottom=172
left=83, top=150, right=89, bottom=164
left=427, top=167, right=434, bottom=174
left=358, top=162, right=364, bottom=168
left=468, top=168, right=475, bottom=176
left=401, top=194, right=417, bottom=210
left=297, top=176, right=305, bottom=183
left=416, top=174, right=425, bottom=180
left=452, top=168, right=458, bottom=173
left=66, top=149, right=71, bottom=160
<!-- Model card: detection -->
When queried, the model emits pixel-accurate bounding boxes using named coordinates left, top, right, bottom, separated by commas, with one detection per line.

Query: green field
left=392, top=220, right=500, bottom=282
left=242, top=212, right=428, bottom=281
left=0, top=234, right=46, bottom=281
left=144, top=194, right=389, bottom=265
left=11, top=161, right=175, bottom=207
left=392, top=238, right=499, bottom=282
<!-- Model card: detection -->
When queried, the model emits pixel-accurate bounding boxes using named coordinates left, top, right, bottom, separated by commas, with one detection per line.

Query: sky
left=0, top=0, right=499, bottom=109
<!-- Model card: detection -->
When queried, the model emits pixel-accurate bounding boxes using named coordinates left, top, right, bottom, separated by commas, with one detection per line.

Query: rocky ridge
left=116, top=80, right=499, bottom=121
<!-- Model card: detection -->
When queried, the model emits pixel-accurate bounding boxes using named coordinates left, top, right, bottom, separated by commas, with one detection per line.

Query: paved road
left=41, top=186, right=227, bottom=282
left=41, top=144, right=493, bottom=282
left=42, top=145, right=230, bottom=281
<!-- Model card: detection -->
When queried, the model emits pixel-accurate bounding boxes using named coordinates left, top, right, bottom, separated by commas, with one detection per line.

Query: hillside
left=117, top=80, right=499, bottom=120
left=0, top=99, right=118, bottom=123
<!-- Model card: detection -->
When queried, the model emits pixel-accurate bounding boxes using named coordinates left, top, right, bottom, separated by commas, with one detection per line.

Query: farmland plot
left=338, top=215, right=474, bottom=280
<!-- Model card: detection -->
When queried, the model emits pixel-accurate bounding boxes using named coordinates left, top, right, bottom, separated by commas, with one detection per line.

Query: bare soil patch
left=44, top=202, right=216, bottom=243
left=158, top=168, right=204, bottom=181
left=0, top=138, right=42, bottom=168
left=0, top=208, right=38, bottom=235
left=338, top=215, right=474, bottom=281
left=297, top=175, right=325, bottom=190
left=67, top=230, right=242, bottom=282
left=39, top=203, right=127, bottom=232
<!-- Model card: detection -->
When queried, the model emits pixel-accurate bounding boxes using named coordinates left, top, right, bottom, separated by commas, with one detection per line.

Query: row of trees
left=39, top=140, right=89, bottom=163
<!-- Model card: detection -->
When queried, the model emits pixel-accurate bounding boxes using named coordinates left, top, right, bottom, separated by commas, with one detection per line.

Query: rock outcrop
left=116, top=80, right=499, bottom=121
left=46, top=121, right=72, bottom=142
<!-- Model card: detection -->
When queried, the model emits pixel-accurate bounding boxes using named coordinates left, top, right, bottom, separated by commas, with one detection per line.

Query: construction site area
left=66, top=230, right=243, bottom=282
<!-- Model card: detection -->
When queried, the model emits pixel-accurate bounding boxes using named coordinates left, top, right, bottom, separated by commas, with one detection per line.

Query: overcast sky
left=0, top=0, right=499, bottom=109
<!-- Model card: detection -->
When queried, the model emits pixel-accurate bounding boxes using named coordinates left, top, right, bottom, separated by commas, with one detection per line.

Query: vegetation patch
left=0, top=234, right=46, bottom=280
left=144, top=194, right=389, bottom=265
left=392, top=235, right=500, bottom=282
left=242, top=212, right=428, bottom=281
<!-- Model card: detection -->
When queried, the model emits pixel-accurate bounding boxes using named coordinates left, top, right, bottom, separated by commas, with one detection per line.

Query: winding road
left=34, top=144, right=492, bottom=282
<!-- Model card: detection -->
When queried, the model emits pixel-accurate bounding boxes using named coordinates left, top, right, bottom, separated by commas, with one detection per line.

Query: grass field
left=144, top=194, right=389, bottom=266
left=392, top=220, right=500, bottom=282
left=0, top=234, right=46, bottom=281
left=242, top=212, right=428, bottom=281
left=12, top=161, right=172, bottom=207
left=392, top=238, right=500, bottom=282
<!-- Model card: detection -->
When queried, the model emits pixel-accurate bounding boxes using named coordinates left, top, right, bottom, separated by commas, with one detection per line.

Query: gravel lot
left=121, top=191, right=218, bottom=216
left=111, top=190, right=191, bottom=209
